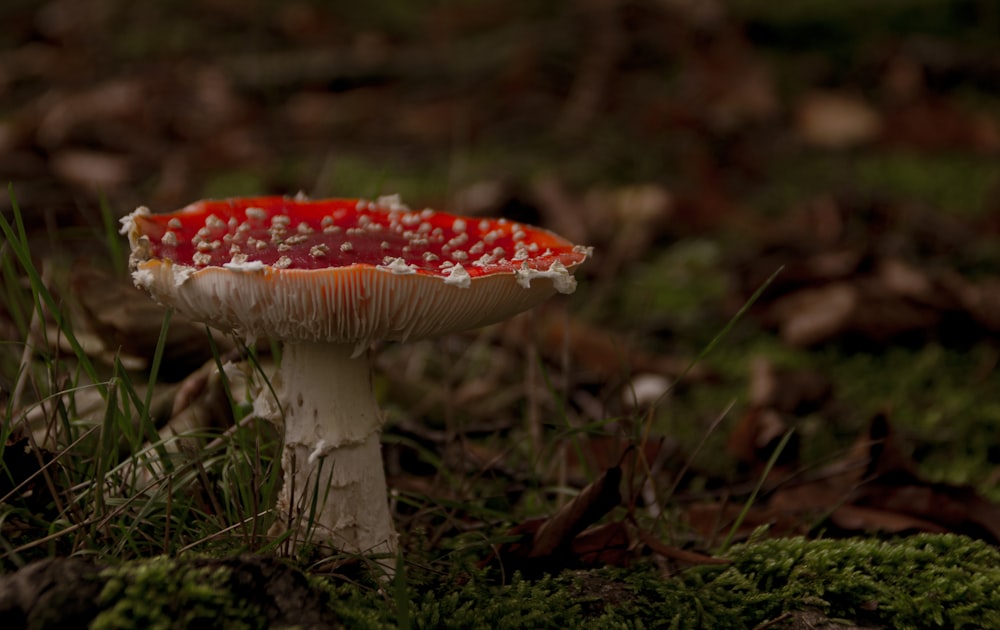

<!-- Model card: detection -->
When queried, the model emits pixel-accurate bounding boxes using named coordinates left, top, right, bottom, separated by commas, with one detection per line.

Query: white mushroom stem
left=270, top=341, right=396, bottom=558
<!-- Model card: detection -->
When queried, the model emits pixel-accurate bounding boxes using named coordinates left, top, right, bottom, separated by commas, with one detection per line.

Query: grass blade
left=1, top=186, right=106, bottom=398
left=98, top=193, right=125, bottom=274
left=719, top=429, right=795, bottom=554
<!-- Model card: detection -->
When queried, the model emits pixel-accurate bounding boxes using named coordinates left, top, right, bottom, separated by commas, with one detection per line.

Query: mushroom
left=121, top=194, right=590, bottom=559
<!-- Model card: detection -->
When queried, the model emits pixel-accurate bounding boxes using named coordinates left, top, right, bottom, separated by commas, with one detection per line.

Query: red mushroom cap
left=123, top=195, right=590, bottom=347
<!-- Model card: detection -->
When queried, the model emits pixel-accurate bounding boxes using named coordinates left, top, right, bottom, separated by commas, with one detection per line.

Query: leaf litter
left=3, top=0, right=1000, bottom=625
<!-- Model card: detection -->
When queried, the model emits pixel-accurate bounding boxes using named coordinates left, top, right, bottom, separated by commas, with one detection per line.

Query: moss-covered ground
left=7, top=533, right=994, bottom=629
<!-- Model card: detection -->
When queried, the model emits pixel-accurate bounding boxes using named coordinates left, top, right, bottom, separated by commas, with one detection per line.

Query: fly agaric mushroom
left=121, top=194, right=590, bottom=558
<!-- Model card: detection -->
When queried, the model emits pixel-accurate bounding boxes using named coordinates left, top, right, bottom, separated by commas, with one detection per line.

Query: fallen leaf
left=49, top=150, right=131, bottom=193
left=529, top=464, right=623, bottom=558
left=569, top=521, right=633, bottom=567
left=795, top=91, right=882, bottom=149
left=487, top=462, right=623, bottom=576
left=882, top=97, right=1000, bottom=154
left=37, top=80, right=145, bottom=148
left=746, top=356, right=832, bottom=413
left=71, top=266, right=235, bottom=380
left=771, top=282, right=858, bottom=347
left=693, top=413, right=1000, bottom=545
left=513, top=306, right=712, bottom=383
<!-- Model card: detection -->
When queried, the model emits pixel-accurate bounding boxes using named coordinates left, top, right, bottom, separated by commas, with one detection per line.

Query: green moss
left=415, top=575, right=584, bottom=629
left=315, top=534, right=1000, bottom=629
left=658, top=332, right=1000, bottom=501
left=723, top=533, right=1000, bottom=628
left=853, top=153, right=1000, bottom=218
left=17, top=534, right=1000, bottom=628
left=617, top=238, right=730, bottom=335
left=819, top=344, right=1000, bottom=500
left=92, top=558, right=263, bottom=630
left=577, top=534, right=1000, bottom=628
left=699, top=336, right=1000, bottom=499
left=749, top=151, right=1000, bottom=222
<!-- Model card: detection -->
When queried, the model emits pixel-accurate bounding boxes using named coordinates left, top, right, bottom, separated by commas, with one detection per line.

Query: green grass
left=0, top=190, right=285, bottom=569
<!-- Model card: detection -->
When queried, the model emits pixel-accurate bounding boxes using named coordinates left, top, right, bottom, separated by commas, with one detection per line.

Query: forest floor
left=3, top=1, right=1000, bottom=627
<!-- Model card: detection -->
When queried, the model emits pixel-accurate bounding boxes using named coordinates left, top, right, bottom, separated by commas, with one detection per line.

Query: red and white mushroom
left=122, top=194, right=590, bottom=559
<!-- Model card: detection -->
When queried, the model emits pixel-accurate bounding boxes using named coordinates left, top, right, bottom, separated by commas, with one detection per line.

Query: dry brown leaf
left=726, top=407, right=792, bottom=471
left=71, top=266, right=235, bottom=379
left=675, top=24, right=780, bottom=132
left=37, top=81, right=145, bottom=148
left=517, top=306, right=711, bottom=383
left=49, top=150, right=131, bottom=193
left=570, top=521, right=633, bottom=567
left=763, top=261, right=966, bottom=348
left=529, top=463, right=622, bottom=558
left=486, top=462, right=623, bottom=575
left=795, top=91, right=882, bottom=149
left=698, top=413, right=1000, bottom=545
left=772, top=282, right=858, bottom=347
left=746, top=356, right=832, bottom=413
left=882, top=98, right=1000, bottom=154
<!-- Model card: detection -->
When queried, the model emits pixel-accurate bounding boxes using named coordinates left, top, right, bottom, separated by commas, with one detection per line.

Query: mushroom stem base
left=270, top=341, right=396, bottom=560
